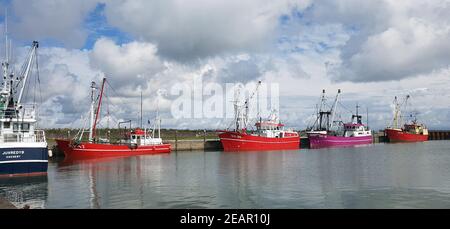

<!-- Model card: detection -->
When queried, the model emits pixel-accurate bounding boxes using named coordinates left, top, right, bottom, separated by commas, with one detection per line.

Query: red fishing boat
left=219, top=119, right=300, bottom=151
left=218, top=81, right=300, bottom=151
left=56, top=78, right=171, bottom=159
left=384, top=95, right=428, bottom=142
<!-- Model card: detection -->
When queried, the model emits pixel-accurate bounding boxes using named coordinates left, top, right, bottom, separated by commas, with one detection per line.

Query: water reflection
left=0, top=175, right=48, bottom=208
left=2, top=141, right=450, bottom=208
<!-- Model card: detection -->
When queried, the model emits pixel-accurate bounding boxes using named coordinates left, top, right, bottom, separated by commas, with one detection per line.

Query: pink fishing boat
left=306, top=89, right=373, bottom=149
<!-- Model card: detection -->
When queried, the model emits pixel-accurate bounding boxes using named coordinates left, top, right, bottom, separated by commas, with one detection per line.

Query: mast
left=2, top=9, right=9, bottom=93
left=233, top=87, right=241, bottom=131
left=157, top=98, right=161, bottom=138
left=92, top=77, right=106, bottom=141
left=317, top=89, right=326, bottom=130
left=158, top=115, right=161, bottom=138
left=329, top=89, right=341, bottom=129
left=392, top=95, right=410, bottom=129
left=245, top=81, right=261, bottom=128
left=356, top=103, right=359, bottom=117
left=404, top=95, right=410, bottom=122
left=140, top=90, right=143, bottom=128
left=366, top=107, right=369, bottom=128
left=257, top=81, right=260, bottom=122
left=319, top=89, right=326, bottom=113
left=5, top=9, right=8, bottom=64
left=106, top=86, right=110, bottom=129
left=88, top=81, right=97, bottom=142
left=392, top=96, right=398, bottom=128
left=352, top=103, right=362, bottom=124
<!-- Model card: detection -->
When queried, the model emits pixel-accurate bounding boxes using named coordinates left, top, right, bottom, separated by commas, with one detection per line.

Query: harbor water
left=1, top=140, right=450, bottom=209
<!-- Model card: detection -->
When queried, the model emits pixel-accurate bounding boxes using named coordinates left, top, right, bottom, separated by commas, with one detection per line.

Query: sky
left=1, top=0, right=450, bottom=131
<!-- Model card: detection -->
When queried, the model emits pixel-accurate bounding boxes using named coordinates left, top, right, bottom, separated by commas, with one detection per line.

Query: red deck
left=218, top=131, right=300, bottom=151
left=385, top=128, right=428, bottom=142
left=55, top=139, right=171, bottom=159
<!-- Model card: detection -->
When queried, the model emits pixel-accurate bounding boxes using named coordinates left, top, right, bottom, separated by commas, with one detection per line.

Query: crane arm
left=17, top=41, right=39, bottom=105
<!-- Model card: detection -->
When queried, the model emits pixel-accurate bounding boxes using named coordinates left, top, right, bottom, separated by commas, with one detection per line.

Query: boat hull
left=218, top=131, right=300, bottom=151
left=308, top=134, right=373, bottom=149
left=55, top=139, right=171, bottom=159
left=0, top=146, right=48, bottom=176
left=385, top=128, right=428, bottom=142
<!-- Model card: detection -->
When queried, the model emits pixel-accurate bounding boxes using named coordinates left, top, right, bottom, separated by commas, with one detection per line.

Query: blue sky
left=83, top=3, right=132, bottom=50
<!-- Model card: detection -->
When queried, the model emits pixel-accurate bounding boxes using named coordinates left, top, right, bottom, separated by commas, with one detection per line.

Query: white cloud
left=3, top=0, right=450, bottom=130
left=305, top=0, right=450, bottom=82
left=10, top=0, right=99, bottom=48
left=89, top=37, right=165, bottom=94
left=103, top=0, right=312, bottom=60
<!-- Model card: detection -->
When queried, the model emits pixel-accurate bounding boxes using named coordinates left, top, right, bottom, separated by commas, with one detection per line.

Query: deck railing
left=0, top=104, right=37, bottom=119
left=0, top=130, right=46, bottom=143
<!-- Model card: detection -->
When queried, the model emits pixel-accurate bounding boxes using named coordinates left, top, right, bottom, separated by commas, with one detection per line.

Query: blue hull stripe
left=0, top=147, right=48, bottom=175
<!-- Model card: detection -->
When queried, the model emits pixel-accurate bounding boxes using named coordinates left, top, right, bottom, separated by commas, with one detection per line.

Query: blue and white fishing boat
left=0, top=20, right=48, bottom=176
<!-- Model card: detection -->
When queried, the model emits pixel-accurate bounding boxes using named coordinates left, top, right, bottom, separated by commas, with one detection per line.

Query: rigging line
left=104, top=89, right=111, bottom=129
left=102, top=93, right=122, bottom=128
left=105, top=79, right=130, bottom=111
left=22, top=60, right=34, bottom=104
left=35, top=48, right=43, bottom=107
left=307, top=92, right=327, bottom=129
left=75, top=111, right=90, bottom=141
left=307, top=104, right=321, bottom=129
left=337, top=101, right=354, bottom=115
left=33, top=62, right=37, bottom=104
left=14, top=46, right=33, bottom=91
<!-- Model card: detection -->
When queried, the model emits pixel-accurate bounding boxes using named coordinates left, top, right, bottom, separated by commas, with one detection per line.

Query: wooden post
left=175, top=130, right=178, bottom=151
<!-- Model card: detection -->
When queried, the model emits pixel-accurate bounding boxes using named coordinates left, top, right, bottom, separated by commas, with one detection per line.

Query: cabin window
left=21, top=123, right=30, bottom=131
left=13, top=123, right=19, bottom=132
left=3, top=122, right=10, bottom=129
left=132, top=135, right=136, bottom=139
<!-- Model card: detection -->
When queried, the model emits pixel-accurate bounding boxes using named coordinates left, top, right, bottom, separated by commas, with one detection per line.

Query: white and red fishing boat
left=385, top=95, right=428, bottom=142
left=56, top=78, right=171, bottom=159
left=218, top=81, right=300, bottom=151
left=306, top=89, right=372, bottom=148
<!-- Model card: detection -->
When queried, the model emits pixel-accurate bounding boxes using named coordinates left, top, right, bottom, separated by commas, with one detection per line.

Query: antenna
left=106, top=84, right=110, bottom=129
left=366, top=107, right=369, bottom=128
left=140, top=90, right=143, bottom=128
left=257, top=81, right=261, bottom=121
left=356, top=102, right=360, bottom=117
left=156, top=95, right=161, bottom=138
left=5, top=9, right=8, bottom=63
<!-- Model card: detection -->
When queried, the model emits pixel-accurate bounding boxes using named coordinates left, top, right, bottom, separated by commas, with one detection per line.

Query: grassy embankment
left=45, top=128, right=221, bottom=146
